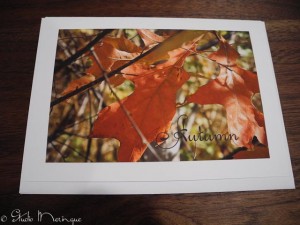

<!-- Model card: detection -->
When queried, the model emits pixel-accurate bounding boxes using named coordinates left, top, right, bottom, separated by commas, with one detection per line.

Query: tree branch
left=54, top=140, right=93, bottom=162
left=50, top=142, right=66, bottom=162
left=54, top=29, right=114, bottom=74
left=222, top=147, right=247, bottom=159
left=47, top=105, right=75, bottom=143
left=91, top=50, right=163, bottom=161
left=50, top=31, right=181, bottom=107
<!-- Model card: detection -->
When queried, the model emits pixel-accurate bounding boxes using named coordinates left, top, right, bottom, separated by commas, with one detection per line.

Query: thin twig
left=54, top=29, right=114, bottom=74
left=58, top=34, right=100, bottom=40
left=62, top=131, right=88, bottom=138
left=85, top=90, right=93, bottom=162
left=50, top=31, right=182, bottom=107
left=91, top=50, right=162, bottom=161
left=188, top=47, right=255, bottom=80
left=222, top=147, right=247, bottom=159
left=47, top=105, right=75, bottom=143
left=64, top=114, right=98, bottom=130
left=50, top=142, right=66, bottom=162
left=54, top=140, right=93, bottom=162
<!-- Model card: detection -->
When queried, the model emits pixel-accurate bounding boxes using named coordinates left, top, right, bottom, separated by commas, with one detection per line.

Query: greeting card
left=20, top=17, right=294, bottom=194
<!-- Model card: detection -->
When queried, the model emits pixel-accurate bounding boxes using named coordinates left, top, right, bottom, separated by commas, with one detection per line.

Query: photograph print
left=47, top=28, right=269, bottom=162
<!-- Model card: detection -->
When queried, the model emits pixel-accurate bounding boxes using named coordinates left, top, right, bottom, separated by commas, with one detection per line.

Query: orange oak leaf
left=207, top=37, right=259, bottom=94
left=86, top=30, right=211, bottom=86
left=61, top=73, right=95, bottom=96
left=209, top=37, right=240, bottom=66
left=137, top=29, right=165, bottom=47
left=89, top=37, right=141, bottom=71
left=186, top=69, right=267, bottom=148
left=140, top=30, right=208, bottom=65
left=231, top=66, right=260, bottom=94
left=86, top=36, right=142, bottom=86
left=90, top=47, right=193, bottom=162
left=187, top=38, right=267, bottom=148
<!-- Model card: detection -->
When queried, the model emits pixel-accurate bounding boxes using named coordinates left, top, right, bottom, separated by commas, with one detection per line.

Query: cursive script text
left=155, top=114, right=239, bottom=150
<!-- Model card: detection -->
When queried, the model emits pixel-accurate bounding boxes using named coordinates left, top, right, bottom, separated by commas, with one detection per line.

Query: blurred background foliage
left=47, top=29, right=262, bottom=162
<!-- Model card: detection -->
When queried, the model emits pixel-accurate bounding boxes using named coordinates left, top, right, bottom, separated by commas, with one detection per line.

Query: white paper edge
left=20, top=17, right=295, bottom=194
left=20, top=176, right=294, bottom=194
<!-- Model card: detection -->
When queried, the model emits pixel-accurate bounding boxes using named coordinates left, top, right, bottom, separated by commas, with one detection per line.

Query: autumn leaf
left=187, top=38, right=267, bottom=148
left=209, top=37, right=240, bottom=66
left=140, top=30, right=210, bottom=65
left=61, top=73, right=95, bottom=96
left=51, top=29, right=270, bottom=162
left=85, top=30, right=212, bottom=91
left=108, top=75, right=127, bottom=87
left=104, top=36, right=142, bottom=53
left=233, top=145, right=269, bottom=159
left=90, top=47, right=193, bottom=162
left=85, top=36, right=142, bottom=86
left=86, top=30, right=214, bottom=86
left=207, top=37, right=259, bottom=94
left=231, top=66, right=260, bottom=94
left=186, top=69, right=266, bottom=148
left=89, top=36, right=141, bottom=73
left=137, top=29, right=165, bottom=47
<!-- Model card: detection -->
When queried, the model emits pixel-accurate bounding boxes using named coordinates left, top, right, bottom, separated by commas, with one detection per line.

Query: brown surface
left=0, top=0, right=299, bottom=224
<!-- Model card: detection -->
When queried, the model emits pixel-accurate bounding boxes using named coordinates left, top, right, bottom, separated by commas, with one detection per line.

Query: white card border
left=20, top=17, right=295, bottom=194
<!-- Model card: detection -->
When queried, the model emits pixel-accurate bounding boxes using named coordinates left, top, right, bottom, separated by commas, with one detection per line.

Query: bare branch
left=222, top=147, right=247, bottom=159
left=50, top=31, right=182, bottom=107
left=50, top=142, right=67, bottom=162
left=54, top=140, right=93, bottom=162
left=91, top=50, right=163, bottom=161
left=54, top=29, right=114, bottom=74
